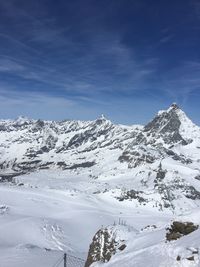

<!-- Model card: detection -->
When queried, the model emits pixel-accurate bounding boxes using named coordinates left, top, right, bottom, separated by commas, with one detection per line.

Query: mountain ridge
left=0, top=104, right=200, bottom=213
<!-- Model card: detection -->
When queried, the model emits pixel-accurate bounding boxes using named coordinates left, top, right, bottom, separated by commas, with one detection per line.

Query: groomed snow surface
left=0, top=170, right=199, bottom=267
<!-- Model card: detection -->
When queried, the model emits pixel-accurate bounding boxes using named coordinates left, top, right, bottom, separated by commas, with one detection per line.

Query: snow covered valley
left=1, top=171, right=200, bottom=267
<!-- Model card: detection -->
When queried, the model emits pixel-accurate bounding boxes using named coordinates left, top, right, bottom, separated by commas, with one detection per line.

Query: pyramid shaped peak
left=94, top=114, right=111, bottom=126
left=15, top=116, right=31, bottom=125
left=16, top=115, right=29, bottom=121
left=144, top=103, right=199, bottom=145
left=96, top=114, right=110, bottom=122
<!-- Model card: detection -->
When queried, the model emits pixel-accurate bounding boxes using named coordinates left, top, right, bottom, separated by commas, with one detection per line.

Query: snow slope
left=92, top=210, right=200, bottom=267
left=0, top=173, right=173, bottom=267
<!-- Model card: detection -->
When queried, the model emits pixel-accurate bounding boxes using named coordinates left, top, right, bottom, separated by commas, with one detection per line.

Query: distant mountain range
left=1, top=103, right=200, bottom=212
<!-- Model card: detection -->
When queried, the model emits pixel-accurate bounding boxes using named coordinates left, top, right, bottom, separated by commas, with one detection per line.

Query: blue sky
left=0, top=0, right=200, bottom=124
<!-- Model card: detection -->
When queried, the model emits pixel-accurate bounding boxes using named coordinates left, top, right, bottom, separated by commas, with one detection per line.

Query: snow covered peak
left=16, top=116, right=29, bottom=122
left=158, top=103, right=180, bottom=116
left=94, top=114, right=111, bottom=126
left=144, top=104, right=200, bottom=145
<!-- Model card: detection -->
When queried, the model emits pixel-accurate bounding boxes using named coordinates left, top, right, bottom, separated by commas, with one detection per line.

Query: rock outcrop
left=166, top=221, right=199, bottom=241
left=84, top=226, right=127, bottom=267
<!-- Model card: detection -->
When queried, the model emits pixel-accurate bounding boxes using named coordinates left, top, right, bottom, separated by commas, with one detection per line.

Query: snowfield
left=0, top=170, right=199, bottom=267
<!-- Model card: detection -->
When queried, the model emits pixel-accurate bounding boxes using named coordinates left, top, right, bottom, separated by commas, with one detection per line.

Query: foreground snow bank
left=89, top=211, right=200, bottom=267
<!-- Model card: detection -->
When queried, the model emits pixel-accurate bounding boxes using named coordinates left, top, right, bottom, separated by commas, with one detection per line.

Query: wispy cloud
left=0, top=84, right=76, bottom=120
left=0, top=30, right=159, bottom=97
left=0, top=0, right=161, bottom=101
left=0, top=58, right=25, bottom=72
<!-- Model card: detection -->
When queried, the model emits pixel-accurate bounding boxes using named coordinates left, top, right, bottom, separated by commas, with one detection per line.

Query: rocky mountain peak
left=145, top=104, right=182, bottom=131
left=16, top=116, right=29, bottom=122
left=95, top=114, right=110, bottom=125
left=143, top=104, right=195, bottom=145
left=15, top=116, right=31, bottom=126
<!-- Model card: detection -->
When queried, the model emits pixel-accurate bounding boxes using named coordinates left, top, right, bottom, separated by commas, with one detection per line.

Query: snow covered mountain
left=1, top=103, right=200, bottom=212
left=1, top=104, right=200, bottom=267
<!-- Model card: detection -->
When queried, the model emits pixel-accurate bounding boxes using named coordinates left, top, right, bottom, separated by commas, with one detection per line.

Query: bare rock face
left=0, top=205, right=9, bottom=215
left=84, top=226, right=126, bottom=267
left=166, top=221, right=199, bottom=241
left=144, top=103, right=188, bottom=145
left=117, top=189, right=147, bottom=203
left=117, top=104, right=197, bottom=170
left=118, top=146, right=158, bottom=167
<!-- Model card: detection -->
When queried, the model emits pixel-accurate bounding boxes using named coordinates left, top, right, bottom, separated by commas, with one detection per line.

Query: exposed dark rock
left=165, top=149, right=192, bottom=164
left=192, top=249, right=199, bottom=254
left=57, top=162, right=67, bottom=168
left=84, top=228, right=117, bottom=267
left=118, top=148, right=156, bottom=167
left=144, top=104, right=189, bottom=145
left=67, top=122, right=113, bottom=149
left=42, top=135, right=58, bottom=152
left=118, top=152, right=131, bottom=163
left=40, top=146, right=49, bottom=153
left=195, top=175, right=200, bottom=181
left=65, top=161, right=96, bottom=170
left=154, top=182, right=175, bottom=210
left=0, top=172, right=25, bottom=182
left=141, top=224, right=157, bottom=231
left=30, top=120, right=45, bottom=133
left=166, top=221, right=199, bottom=241
left=118, top=244, right=126, bottom=251
left=117, top=189, right=147, bottom=203
left=0, top=125, right=9, bottom=131
left=187, top=256, right=194, bottom=261
left=131, top=132, right=146, bottom=145
left=14, top=160, right=42, bottom=172
left=40, top=162, right=54, bottom=167
left=155, top=163, right=166, bottom=181
left=176, top=255, right=181, bottom=261
left=0, top=205, right=9, bottom=214
left=184, top=186, right=200, bottom=200
left=84, top=226, right=127, bottom=267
